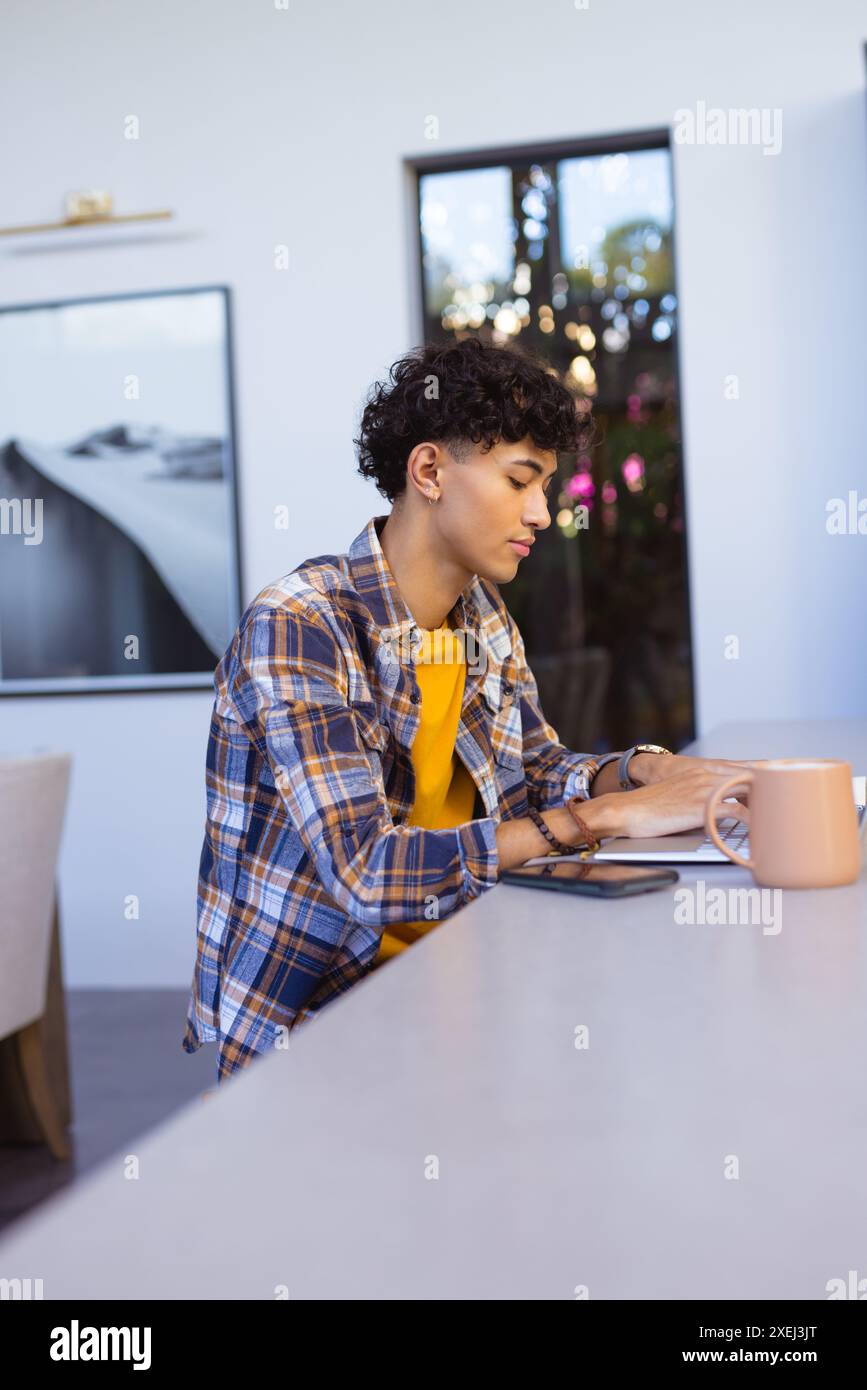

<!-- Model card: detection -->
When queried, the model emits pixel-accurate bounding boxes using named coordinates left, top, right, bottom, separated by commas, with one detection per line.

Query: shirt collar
left=347, top=513, right=483, bottom=638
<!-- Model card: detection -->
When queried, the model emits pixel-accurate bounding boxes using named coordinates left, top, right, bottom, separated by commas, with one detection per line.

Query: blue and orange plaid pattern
left=182, top=514, right=600, bottom=1081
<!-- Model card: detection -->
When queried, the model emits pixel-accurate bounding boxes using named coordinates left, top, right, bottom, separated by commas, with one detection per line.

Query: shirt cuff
left=457, top=816, right=500, bottom=896
left=562, top=757, right=602, bottom=803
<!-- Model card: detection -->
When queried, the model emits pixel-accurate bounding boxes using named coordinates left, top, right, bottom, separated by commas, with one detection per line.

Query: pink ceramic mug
left=704, top=759, right=863, bottom=889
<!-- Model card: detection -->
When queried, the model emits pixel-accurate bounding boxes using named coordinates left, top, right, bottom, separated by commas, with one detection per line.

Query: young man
left=182, top=337, right=751, bottom=1083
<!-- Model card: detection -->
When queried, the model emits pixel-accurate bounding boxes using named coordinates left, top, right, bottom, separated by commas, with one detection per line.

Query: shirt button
left=502, top=681, right=513, bottom=696
left=411, top=690, right=421, bottom=704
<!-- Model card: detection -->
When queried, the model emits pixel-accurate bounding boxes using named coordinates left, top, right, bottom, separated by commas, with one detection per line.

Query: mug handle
left=705, top=772, right=754, bottom=869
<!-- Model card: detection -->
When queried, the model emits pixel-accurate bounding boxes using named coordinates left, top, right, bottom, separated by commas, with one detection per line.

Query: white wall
left=2, top=0, right=865, bottom=986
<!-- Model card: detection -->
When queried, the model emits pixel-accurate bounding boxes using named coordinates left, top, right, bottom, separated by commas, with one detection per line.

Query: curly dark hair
left=354, top=337, right=591, bottom=503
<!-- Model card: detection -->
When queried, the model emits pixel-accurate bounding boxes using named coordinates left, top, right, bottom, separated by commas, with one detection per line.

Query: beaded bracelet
left=526, top=799, right=601, bottom=858
left=526, top=804, right=573, bottom=856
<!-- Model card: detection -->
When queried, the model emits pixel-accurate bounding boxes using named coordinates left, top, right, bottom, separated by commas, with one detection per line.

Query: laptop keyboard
left=698, top=805, right=866, bottom=858
left=698, top=818, right=750, bottom=856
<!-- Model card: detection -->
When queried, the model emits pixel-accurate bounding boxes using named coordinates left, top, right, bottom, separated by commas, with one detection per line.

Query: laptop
left=590, top=774, right=867, bottom=865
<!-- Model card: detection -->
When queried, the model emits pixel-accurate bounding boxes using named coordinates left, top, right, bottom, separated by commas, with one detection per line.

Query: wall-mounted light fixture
left=0, top=190, right=173, bottom=237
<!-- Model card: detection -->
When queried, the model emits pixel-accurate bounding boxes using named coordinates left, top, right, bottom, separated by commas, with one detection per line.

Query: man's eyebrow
left=505, top=457, right=558, bottom=481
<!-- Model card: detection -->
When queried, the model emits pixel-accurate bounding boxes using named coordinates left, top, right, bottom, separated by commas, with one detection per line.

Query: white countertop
left=1, top=719, right=865, bottom=1298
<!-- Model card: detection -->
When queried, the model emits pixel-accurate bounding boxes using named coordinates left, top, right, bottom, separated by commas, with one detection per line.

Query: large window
left=411, top=131, right=695, bottom=754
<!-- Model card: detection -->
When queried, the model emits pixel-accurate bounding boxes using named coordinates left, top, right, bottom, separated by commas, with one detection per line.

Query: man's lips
left=508, top=539, right=532, bottom=557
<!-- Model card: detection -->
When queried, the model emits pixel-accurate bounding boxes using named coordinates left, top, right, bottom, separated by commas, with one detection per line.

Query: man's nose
left=525, top=498, right=552, bottom=530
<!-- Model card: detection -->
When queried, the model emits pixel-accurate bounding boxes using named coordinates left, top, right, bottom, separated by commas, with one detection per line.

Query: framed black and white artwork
left=0, top=284, right=242, bottom=694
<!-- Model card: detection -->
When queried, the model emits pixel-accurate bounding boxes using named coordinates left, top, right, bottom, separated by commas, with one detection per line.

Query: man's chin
left=474, top=554, right=520, bottom=585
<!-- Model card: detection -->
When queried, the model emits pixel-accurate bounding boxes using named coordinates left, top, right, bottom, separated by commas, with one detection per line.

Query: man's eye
left=510, top=477, right=554, bottom=497
left=511, top=478, right=552, bottom=500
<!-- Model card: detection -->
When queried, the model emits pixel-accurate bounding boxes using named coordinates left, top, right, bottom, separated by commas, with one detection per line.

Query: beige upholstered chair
left=0, top=752, right=72, bottom=1160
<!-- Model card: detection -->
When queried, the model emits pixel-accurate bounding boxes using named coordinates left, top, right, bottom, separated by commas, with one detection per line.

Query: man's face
left=435, top=435, right=557, bottom=583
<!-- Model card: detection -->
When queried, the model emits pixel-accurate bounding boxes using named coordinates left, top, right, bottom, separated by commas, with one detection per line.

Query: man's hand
left=606, top=766, right=753, bottom=840
left=629, top=752, right=767, bottom=789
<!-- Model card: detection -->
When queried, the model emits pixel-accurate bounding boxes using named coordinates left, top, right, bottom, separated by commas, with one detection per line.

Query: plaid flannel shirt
left=182, top=514, right=600, bottom=1081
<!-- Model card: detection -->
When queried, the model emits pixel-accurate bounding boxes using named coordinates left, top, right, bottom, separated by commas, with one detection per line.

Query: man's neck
left=378, top=508, right=472, bottom=632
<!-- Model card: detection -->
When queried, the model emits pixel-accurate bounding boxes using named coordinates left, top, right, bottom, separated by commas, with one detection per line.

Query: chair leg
left=15, top=1020, right=71, bottom=1161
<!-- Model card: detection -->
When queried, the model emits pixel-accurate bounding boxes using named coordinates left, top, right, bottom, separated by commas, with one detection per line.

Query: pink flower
left=621, top=453, right=645, bottom=485
left=568, top=471, right=595, bottom=498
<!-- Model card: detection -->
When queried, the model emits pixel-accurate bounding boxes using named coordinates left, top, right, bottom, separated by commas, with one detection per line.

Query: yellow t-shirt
left=375, top=617, right=478, bottom=963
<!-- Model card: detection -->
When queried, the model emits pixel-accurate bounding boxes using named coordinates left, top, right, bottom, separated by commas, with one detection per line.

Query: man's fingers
left=697, top=757, right=766, bottom=774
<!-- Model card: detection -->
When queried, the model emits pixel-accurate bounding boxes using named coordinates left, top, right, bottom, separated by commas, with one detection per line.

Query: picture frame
left=0, top=284, right=242, bottom=695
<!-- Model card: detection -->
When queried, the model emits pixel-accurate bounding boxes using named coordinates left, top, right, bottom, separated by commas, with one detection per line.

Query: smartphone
left=500, top=859, right=679, bottom=897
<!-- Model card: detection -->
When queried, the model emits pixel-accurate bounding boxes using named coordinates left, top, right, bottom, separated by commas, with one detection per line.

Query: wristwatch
left=617, top=743, right=672, bottom=790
